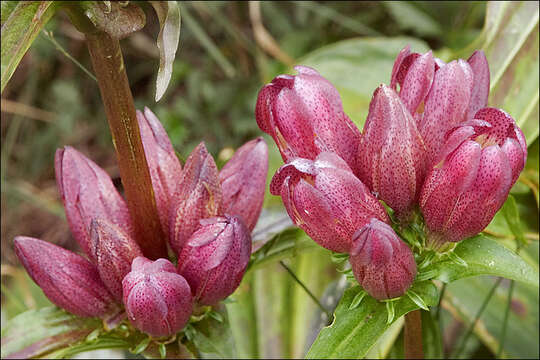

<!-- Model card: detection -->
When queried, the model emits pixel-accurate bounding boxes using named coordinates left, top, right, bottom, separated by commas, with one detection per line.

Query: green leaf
left=131, top=337, right=151, bottom=354
left=445, top=276, right=539, bottom=358
left=1, top=1, right=57, bottom=93
left=1, top=1, right=19, bottom=24
left=480, top=1, right=540, bottom=144
left=501, top=195, right=527, bottom=246
left=406, top=290, right=429, bottom=311
left=247, top=227, right=317, bottom=271
left=306, top=282, right=439, bottom=359
left=189, top=304, right=237, bottom=359
left=150, top=1, right=181, bottom=101
left=381, top=1, right=442, bottom=37
left=348, top=290, right=367, bottom=310
left=0, top=306, right=101, bottom=358
left=298, top=37, right=429, bottom=129
left=432, top=236, right=539, bottom=287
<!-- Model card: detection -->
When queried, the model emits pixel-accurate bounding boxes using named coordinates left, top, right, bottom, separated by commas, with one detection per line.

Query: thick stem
left=86, top=32, right=167, bottom=259
left=404, top=310, right=423, bottom=359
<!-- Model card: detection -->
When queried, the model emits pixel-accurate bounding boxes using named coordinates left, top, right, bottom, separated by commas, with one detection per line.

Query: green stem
left=453, top=277, right=503, bottom=358
left=279, top=260, right=331, bottom=320
left=404, top=310, right=423, bottom=359
left=85, top=31, right=167, bottom=259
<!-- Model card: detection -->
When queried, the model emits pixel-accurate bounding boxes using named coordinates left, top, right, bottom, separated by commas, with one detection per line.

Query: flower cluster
left=256, top=46, right=526, bottom=300
left=14, top=108, right=268, bottom=337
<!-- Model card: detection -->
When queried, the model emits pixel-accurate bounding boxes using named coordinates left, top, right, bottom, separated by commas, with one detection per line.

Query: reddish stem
left=86, top=32, right=167, bottom=259
left=404, top=309, right=424, bottom=359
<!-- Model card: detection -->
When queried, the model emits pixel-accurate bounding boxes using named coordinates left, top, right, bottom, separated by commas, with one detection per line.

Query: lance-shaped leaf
left=169, top=142, right=222, bottom=255
left=150, top=1, right=181, bottom=101
left=90, top=219, right=143, bottom=301
left=219, top=137, right=268, bottom=231
left=13, top=237, right=118, bottom=318
left=1, top=1, right=57, bottom=92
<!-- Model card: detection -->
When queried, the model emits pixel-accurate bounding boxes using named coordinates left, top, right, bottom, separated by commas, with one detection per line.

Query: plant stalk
left=86, top=31, right=167, bottom=259
left=404, top=310, right=423, bottom=359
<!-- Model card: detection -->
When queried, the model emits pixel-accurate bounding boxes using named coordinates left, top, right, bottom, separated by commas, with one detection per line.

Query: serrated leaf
left=306, top=281, right=438, bottom=359
left=432, top=236, right=539, bottom=287
left=406, top=290, right=429, bottom=311
left=1, top=1, right=57, bottom=93
left=1, top=307, right=101, bottom=359
left=150, top=1, right=181, bottom=101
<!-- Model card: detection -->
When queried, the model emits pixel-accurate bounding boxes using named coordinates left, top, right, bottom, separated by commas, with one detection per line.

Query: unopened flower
left=168, top=142, right=223, bottom=255
left=219, top=137, right=268, bottom=231
left=420, top=108, right=527, bottom=247
left=14, top=236, right=118, bottom=318
left=256, top=66, right=361, bottom=173
left=350, top=219, right=417, bottom=300
left=177, top=215, right=251, bottom=305
left=123, top=257, right=192, bottom=337
left=357, top=84, right=427, bottom=219
left=270, top=152, right=389, bottom=253
left=55, top=146, right=135, bottom=261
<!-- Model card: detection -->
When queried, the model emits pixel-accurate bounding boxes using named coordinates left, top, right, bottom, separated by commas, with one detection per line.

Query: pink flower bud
left=420, top=108, right=526, bottom=247
left=177, top=215, right=251, bottom=306
left=55, top=147, right=134, bottom=261
left=350, top=219, right=417, bottom=300
left=89, top=219, right=143, bottom=301
left=418, top=59, right=474, bottom=165
left=137, top=107, right=182, bottom=238
left=122, top=257, right=192, bottom=337
left=255, top=66, right=361, bottom=172
left=14, top=236, right=117, bottom=318
left=466, top=50, right=490, bottom=120
left=219, top=137, right=268, bottom=231
left=270, top=152, right=389, bottom=253
left=358, top=85, right=427, bottom=218
left=390, top=46, right=435, bottom=117
left=169, top=143, right=222, bottom=255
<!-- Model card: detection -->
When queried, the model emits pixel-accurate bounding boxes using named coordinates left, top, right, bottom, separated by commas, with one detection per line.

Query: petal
left=467, top=50, right=490, bottom=119
left=399, top=51, right=435, bottom=115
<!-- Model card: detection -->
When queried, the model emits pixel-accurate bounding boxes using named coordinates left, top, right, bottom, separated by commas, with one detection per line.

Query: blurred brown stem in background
left=405, top=309, right=424, bottom=358
left=249, top=1, right=295, bottom=67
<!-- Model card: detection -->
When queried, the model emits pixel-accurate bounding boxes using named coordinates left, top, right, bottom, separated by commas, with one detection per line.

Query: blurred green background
left=1, top=1, right=538, bottom=359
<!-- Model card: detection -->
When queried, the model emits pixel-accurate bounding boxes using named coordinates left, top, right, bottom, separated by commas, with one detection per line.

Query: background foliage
left=1, top=1, right=538, bottom=359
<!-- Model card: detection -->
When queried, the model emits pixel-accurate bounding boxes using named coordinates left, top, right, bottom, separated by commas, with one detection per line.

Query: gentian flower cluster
left=14, top=108, right=268, bottom=337
left=256, top=46, right=526, bottom=300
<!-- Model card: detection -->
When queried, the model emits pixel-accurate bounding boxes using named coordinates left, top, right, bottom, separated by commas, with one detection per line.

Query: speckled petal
left=467, top=50, right=490, bottom=119
left=14, top=236, right=117, bottom=318
left=90, top=219, right=143, bottom=301
left=219, top=138, right=268, bottom=231
left=399, top=51, right=435, bottom=115
left=137, top=108, right=182, bottom=237
left=177, top=215, right=251, bottom=305
left=55, top=147, right=134, bottom=261
left=123, top=257, right=192, bottom=337
left=169, top=143, right=222, bottom=255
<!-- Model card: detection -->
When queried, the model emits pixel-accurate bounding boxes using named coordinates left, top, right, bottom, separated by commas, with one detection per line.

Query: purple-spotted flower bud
left=255, top=66, right=361, bottom=172
left=169, top=143, right=223, bottom=255
left=420, top=108, right=527, bottom=247
left=358, top=85, right=427, bottom=219
left=177, top=215, right=251, bottom=306
left=219, top=137, right=268, bottom=231
left=270, top=152, right=389, bottom=253
left=418, top=59, right=474, bottom=165
left=14, top=236, right=117, bottom=318
left=90, top=219, right=143, bottom=301
left=137, top=107, right=182, bottom=238
left=55, top=147, right=134, bottom=261
left=350, top=219, right=417, bottom=300
left=122, top=257, right=192, bottom=337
